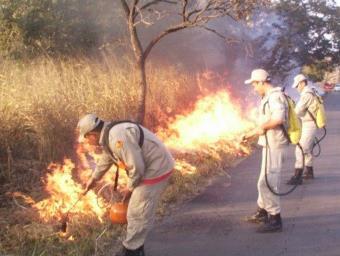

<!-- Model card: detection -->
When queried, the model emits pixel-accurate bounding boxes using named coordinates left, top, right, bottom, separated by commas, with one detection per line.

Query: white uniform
left=92, top=122, right=175, bottom=250
left=257, top=87, right=289, bottom=215
left=294, top=86, right=318, bottom=169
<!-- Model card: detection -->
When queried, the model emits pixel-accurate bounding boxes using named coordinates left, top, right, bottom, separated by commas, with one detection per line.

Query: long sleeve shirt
left=295, top=86, right=319, bottom=124
left=258, top=87, right=289, bottom=148
left=92, top=122, right=175, bottom=190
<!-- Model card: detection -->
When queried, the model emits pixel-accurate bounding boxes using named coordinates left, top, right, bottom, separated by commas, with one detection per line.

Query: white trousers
left=257, top=146, right=287, bottom=215
left=123, top=178, right=169, bottom=250
left=295, top=122, right=317, bottom=169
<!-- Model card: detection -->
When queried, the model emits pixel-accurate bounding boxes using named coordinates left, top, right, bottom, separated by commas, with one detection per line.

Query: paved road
left=147, top=93, right=340, bottom=256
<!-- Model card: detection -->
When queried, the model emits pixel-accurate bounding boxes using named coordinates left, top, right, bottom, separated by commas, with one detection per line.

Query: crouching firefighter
left=287, top=74, right=325, bottom=185
left=77, top=114, right=175, bottom=256
left=243, top=69, right=289, bottom=233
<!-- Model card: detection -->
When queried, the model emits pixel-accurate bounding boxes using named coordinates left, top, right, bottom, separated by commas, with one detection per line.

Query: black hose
left=312, top=127, right=327, bottom=157
left=264, top=134, right=304, bottom=196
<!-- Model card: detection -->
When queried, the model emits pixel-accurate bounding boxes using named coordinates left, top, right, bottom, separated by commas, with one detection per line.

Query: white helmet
left=292, top=74, right=307, bottom=88
left=77, top=113, right=101, bottom=143
left=245, top=69, right=270, bottom=85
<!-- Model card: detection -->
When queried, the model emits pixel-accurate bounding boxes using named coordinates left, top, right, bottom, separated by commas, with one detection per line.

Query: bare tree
left=120, top=0, right=269, bottom=123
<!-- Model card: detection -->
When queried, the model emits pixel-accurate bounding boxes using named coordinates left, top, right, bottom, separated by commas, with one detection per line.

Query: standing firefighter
left=243, top=69, right=289, bottom=233
left=77, top=114, right=175, bottom=256
left=287, top=74, right=318, bottom=184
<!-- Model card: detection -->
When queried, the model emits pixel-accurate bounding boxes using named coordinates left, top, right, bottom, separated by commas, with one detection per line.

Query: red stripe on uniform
left=142, top=170, right=173, bottom=185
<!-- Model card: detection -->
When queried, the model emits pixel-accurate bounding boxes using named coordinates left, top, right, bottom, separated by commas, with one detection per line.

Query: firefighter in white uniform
left=243, top=69, right=289, bottom=233
left=287, top=74, right=318, bottom=185
left=78, top=114, right=175, bottom=256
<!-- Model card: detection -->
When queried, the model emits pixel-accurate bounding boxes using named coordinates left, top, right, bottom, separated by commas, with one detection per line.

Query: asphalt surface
left=146, top=92, right=340, bottom=256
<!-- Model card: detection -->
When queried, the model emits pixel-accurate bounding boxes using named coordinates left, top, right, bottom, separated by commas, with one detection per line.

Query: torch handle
left=64, top=194, right=84, bottom=217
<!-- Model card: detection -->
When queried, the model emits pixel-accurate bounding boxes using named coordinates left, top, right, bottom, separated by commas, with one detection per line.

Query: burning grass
left=0, top=56, right=256, bottom=255
left=1, top=142, right=254, bottom=256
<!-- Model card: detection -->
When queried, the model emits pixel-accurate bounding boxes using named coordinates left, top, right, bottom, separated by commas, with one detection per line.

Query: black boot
left=256, top=213, right=282, bottom=233
left=244, top=208, right=268, bottom=224
left=286, top=168, right=303, bottom=185
left=303, top=166, right=314, bottom=179
left=115, top=245, right=145, bottom=256
left=115, top=246, right=127, bottom=256
left=136, top=245, right=145, bottom=256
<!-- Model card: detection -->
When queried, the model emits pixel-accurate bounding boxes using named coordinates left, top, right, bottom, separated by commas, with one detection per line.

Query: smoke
left=131, top=6, right=290, bottom=89
left=51, top=2, right=297, bottom=99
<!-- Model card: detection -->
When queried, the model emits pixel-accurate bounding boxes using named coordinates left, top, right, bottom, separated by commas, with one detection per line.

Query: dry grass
left=0, top=56, right=253, bottom=255
left=0, top=56, right=196, bottom=162
left=0, top=145, right=252, bottom=256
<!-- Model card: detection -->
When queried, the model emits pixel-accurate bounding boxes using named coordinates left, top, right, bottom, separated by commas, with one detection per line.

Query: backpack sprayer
left=311, top=127, right=327, bottom=157
left=262, top=93, right=304, bottom=196
left=264, top=133, right=304, bottom=196
left=306, top=90, right=327, bottom=157
left=241, top=130, right=304, bottom=197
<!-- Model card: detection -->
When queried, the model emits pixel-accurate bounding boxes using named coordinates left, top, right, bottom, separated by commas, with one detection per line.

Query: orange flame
left=25, top=84, right=256, bottom=224
left=31, top=143, right=129, bottom=224
left=157, top=89, right=255, bottom=150
left=33, top=159, right=107, bottom=222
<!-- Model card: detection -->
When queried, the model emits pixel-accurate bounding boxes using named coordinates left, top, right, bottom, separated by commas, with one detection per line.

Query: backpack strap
left=262, top=100, right=269, bottom=115
left=306, top=110, right=317, bottom=126
left=304, top=91, right=320, bottom=127
left=262, top=94, right=291, bottom=143
left=102, top=120, right=144, bottom=191
left=305, top=90, right=322, bottom=104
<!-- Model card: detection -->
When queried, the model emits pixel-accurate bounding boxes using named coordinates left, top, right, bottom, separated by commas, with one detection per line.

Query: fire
left=15, top=85, right=256, bottom=226
left=33, top=159, right=107, bottom=222
left=76, top=144, right=129, bottom=189
left=157, top=89, right=255, bottom=151
left=30, top=143, right=129, bottom=224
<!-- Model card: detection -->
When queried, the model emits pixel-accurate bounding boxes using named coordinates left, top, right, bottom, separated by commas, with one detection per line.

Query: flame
left=157, top=89, right=255, bottom=151
left=33, top=159, right=107, bottom=222
left=15, top=80, right=256, bottom=225
left=30, top=143, right=129, bottom=224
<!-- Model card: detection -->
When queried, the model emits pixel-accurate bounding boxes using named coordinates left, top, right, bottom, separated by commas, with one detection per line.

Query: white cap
left=292, top=74, right=307, bottom=88
left=244, top=69, right=270, bottom=84
left=77, top=113, right=101, bottom=143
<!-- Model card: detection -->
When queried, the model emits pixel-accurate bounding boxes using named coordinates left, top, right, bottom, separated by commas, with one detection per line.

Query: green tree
left=255, top=0, right=339, bottom=81
left=0, top=0, right=120, bottom=57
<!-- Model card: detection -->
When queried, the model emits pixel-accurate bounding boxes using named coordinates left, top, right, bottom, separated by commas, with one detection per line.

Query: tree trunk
left=135, top=57, right=147, bottom=124
left=120, top=0, right=147, bottom=124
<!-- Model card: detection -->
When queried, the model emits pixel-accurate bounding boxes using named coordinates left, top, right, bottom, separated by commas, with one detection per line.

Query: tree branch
left=182, top=0, right=188, bottom=22
left=120, top=0, right=130, bottom=18
left=192, top=1, right=213, bottom=23
left=143, top=22, right=193, bottom=60
left=133, top=0, right=177, bottom=22
left=125, top=0, right=144, bottom=60
left=139, top=0, right=176, bottom=12
left=130, top=0, right=139, bottom=20
left=141, top=0, right=250, bottom=61
left=199, top=26, right=240, bottom=44
left=186, top=1, right=235, bottom=24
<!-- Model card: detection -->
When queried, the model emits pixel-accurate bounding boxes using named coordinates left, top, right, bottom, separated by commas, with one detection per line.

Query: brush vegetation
left=0, top=56, right=253, bottom=255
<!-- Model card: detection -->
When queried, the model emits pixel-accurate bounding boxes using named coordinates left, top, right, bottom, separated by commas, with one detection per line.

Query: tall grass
left=0, top=56, right=253, bottom=255
left=0, top=56, right=196, bottom=162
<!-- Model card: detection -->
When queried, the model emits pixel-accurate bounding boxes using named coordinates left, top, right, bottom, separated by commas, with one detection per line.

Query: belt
left=142, top=170, right=173, bottom=185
